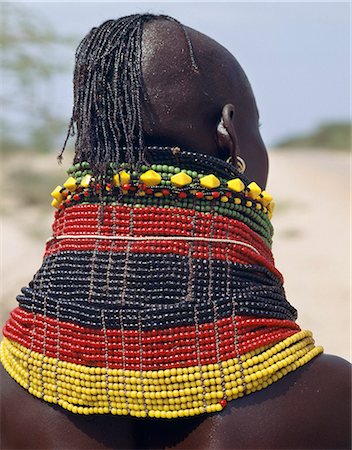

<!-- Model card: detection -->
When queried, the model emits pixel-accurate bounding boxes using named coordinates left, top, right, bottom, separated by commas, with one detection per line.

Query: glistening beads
left=0, top=148, right=322, bottom=418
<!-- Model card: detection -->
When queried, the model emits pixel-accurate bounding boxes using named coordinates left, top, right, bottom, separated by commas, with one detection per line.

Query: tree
left=0, top=3, right=75, bottom=152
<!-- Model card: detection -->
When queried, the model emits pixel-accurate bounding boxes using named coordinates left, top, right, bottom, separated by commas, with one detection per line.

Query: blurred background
left=1, top=1, right=350, bottom=361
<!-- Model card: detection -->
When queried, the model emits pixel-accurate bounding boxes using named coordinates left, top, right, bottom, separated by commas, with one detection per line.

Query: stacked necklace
left=0, top=147, right=323, bottom=418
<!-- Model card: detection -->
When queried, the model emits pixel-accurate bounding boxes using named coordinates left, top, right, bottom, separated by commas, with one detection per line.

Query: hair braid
left=58, top=14, right=198, bottom=177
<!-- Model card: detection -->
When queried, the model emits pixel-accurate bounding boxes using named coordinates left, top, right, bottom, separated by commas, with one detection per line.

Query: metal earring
left=236, top=156, right=246, bottom=174
left=226, top=155, right=246, bottom=174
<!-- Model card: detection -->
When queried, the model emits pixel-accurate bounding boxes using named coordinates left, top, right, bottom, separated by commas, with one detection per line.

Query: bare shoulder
left=305, top=352, right=351, bottom=373
left=1, top=356, right=351, bottom=450
left=215, top=354, right=351, bottom=449
left=293, top=353, right=351, bottom=392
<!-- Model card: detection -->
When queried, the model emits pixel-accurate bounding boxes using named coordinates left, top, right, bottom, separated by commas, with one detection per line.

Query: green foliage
left=0, top=3, right=76, bottom=152
left=277, top=122, right=351, bottom=150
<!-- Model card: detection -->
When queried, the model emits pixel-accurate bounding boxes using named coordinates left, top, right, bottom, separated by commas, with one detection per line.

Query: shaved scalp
left=141, top=19, right=259, bottom=157
left=60, top=14, right=268, bottom=185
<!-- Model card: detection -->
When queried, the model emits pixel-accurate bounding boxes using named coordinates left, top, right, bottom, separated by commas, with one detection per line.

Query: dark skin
left=1, top=357, right=351, bottom=449
left=1, top=19, right=351, bottom=450
left=141, top=20, right=268, bottom=188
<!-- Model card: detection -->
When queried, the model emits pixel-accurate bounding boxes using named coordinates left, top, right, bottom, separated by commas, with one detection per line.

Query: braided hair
left=59, top=14, right=198, bottom=176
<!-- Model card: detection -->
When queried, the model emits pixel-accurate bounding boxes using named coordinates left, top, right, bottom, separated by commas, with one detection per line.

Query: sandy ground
left=268, top=150, right=350, bottom=361
left=1, top=150, right=350, bottom=361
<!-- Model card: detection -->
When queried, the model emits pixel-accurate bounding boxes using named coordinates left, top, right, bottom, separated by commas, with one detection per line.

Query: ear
left=216, top=104, right=239, bottom=161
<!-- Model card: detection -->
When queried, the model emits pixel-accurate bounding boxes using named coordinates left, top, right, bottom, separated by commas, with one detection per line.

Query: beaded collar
left=1, top=147, right=323, bottom=418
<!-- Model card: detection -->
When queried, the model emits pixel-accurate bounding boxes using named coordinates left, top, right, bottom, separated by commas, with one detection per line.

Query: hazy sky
left=7, top=1, right=351, bottom=146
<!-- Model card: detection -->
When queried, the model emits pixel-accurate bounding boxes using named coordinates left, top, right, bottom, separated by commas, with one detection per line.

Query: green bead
left=174, top=167, right=181, bottom=173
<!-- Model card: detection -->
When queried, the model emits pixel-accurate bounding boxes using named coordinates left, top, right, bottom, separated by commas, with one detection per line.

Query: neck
left=1, top=146, right=323, bottom=418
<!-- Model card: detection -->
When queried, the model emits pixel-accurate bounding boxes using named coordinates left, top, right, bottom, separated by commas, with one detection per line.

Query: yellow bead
left=170, top=172, right=192, bottom=187
left=199, top=174, right=220, bottom=189
left=140, top=170, right=162, bottom=186
left=220, top=196, right=229, bottom=203
left=246, top=201, right=252, bottom=207
left=51, top=199, right=61, bottom=209
left=80, top=174, right=92, bottom=188
left=137, top=191, right=146, bottom=196
left=246, top=182, right=262, bottom=199
left=234, top=198, right=241, bottom=205
left=0, top=331, right=322, bottom=418
left=51, top=186, right=64, bottom=201
left=267, top=201, right=275, bottom=218
left=227, top=178, right=245, bottom=192
left=63, top=177, right=78, bottom=192
left=154, top=192, right=163, bottom=198
left=113, top=171, right=131, bottom=187
left=259, top=190, right=273, bottom=206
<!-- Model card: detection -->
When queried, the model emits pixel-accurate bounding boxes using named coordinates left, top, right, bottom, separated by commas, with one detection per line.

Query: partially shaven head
left=62, top=14, right=268, bottom=186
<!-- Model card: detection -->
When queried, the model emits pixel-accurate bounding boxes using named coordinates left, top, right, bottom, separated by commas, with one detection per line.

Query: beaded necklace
left=0, top=147, right=323, bottom=418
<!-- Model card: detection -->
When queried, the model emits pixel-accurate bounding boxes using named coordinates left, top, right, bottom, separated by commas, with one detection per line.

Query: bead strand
left=0, top=333, right=323, bottom=418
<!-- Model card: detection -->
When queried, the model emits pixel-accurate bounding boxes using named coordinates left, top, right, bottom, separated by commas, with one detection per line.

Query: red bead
left=219, top=399, right=227, bottom=408
left=73, top=194, right=80, bottom=201
left=83, top=191, right=90, bottom=197
left=225, top=191, right=232, bottom=198
left=195, top=192, right=204, bottom=199
left=161, top=189, right=170, bottom=196
left=212, top=191, right=221, bottom=198
left=178, top=192, right=187, bottom=199
left=146, top=188, right=153, bottom=195
left=122, top=183, right=131, bottom=190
